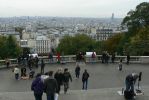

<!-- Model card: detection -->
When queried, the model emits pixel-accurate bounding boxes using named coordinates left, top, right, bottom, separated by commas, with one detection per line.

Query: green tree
left=128, top=26, right=149, bottom=55
left=0, top=35, right=22, bottom=59
left=57, top=34, right=96, bottom=55
left=118, top=2, right=149, bottom=55
left=122, top=2, right=149, bottom=34
left=104, top=33, right=123, bottom=54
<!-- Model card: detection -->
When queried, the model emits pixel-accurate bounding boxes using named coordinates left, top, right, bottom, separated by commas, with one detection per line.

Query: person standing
left=31, top=73, right=44, bottom=100
left=48, top=52, right=53, bottom=63
left=54, top=68, right=64, bottom=94
left=21, top=66, right=26, bottom=77
left=63, top=68, right=72, bottom=94
left=82, top=69, right=89, bottom=90
left=127, top=54, right=130, bottom=65
left=91, top=52, right=96, bottom=63
left=75, top=64, right=81, bottom=79
left=111, top=53, right=115, bottom=63
left=56, top=52, right=61, bottom=63
left=44, top=71, right=58, bottom=100
left=28, top=58, right=32, bottom=70
left=5, top=58, right=10, bottom=68
left=41, top=59, right=45, bottom=74
left=14, top=66, right=20, bottom=80
left=35, top=56, right=39, bottom=68
left=118, top=59, right=123, bottom=71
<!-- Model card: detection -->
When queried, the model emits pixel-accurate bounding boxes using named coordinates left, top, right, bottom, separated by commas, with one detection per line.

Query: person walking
left=44, top=71, right=58, bottom=100
left=31, top=73, right=44, bottom=100
left=63, top=68, right=72, bottom=94
left=75, top=64, right=81, bottom=79
left=54, top=68, right=64, bottom=94
left=82, top=69, right=89, bottom=90
left=41, top=59, right=45, bottom=74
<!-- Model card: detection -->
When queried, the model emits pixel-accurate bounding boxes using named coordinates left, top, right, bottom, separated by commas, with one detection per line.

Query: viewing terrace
left=0, top=55, right=149, bottom=100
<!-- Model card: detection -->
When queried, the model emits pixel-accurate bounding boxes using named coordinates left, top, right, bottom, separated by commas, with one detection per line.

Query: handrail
left=0, top=55, right=148, bottom=68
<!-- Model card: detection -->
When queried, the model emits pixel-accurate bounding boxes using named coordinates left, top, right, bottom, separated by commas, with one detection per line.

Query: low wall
left=0, top=55, right=148, bottom=68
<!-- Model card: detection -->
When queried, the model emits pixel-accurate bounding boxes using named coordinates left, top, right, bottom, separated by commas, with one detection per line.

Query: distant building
left=35, top=36, right=50, bottom=54
left=96, top=28, right=114, bottom=41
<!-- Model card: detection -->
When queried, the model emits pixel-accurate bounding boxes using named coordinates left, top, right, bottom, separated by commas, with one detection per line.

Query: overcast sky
left=0, top=0, right=148, bottom=18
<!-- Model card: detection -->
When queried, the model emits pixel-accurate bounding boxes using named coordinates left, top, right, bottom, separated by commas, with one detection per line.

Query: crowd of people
left=8, top=51, right=138, bottom=100
left=31, top=66, right=90, bottom=100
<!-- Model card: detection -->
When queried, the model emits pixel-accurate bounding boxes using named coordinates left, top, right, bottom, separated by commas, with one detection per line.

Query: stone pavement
left=0, top=63, right=149, bottom=100
left=0, top=87, right=149, bottom=100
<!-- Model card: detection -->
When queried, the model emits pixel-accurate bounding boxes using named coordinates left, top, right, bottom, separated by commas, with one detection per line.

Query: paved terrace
left=0, top=63, right=149, bottom=100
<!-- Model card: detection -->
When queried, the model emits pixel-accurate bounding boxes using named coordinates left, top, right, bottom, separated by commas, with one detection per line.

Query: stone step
left=0, top=86, right=148, bottom=100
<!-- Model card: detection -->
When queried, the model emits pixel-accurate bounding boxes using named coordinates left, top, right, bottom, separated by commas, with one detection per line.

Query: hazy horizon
left=0, top=0, right=148, bottom=18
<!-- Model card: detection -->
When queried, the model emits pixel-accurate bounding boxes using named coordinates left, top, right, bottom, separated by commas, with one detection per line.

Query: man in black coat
left=54, top=68, right=64, bottom=94
left=82, top=69, right=89, bottom=90
left=63, top=68, right=72, bottom=94
left=75, top=65, right=81, bottom=79
left=125, top=73, right=139, bottom=94
left=127, top=54, right=130, bottom=65
left=44, top=71, right=58, bottom=100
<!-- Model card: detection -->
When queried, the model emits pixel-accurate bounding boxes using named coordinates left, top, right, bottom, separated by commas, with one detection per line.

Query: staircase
left=0, top=87, right=148, bottom=100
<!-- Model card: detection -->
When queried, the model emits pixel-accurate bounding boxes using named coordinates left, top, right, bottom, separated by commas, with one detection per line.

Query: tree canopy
left=56, top=34, right=96, bottom=55
left=122, top=2, right=149, bottom=33
left=120, top=2, right=149, bottom=55
left=0, top=35, right=22, bottom=59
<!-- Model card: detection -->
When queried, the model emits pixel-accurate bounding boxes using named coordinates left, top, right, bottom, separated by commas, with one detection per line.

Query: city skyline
left=0, top=0, right=148, bottom=18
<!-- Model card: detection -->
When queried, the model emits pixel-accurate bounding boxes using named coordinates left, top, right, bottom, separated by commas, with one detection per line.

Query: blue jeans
left=47, top=93, right=54, bottom=100
left=34, top=93, right=43, bottom=100
left=15, top=73, right=19, bottom=80
left=82, top=80, right=88, bottom=90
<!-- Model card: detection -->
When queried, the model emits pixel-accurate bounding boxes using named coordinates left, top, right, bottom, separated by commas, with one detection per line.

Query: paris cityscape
left=0, top=0, right=149, bottom=100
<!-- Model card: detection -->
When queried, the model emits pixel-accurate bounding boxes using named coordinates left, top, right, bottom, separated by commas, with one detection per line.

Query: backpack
left=124, top=90, right=134, bottom=99
left=83, top=73, right=89, bottom=80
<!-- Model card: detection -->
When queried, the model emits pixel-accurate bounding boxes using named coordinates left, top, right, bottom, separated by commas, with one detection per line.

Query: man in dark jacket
left=127, top=54, right=130, bottom=65
left=63, top=68, right=72, bottom=94
left=54, top=68, right=64, bottom=94
left=125, top=73, right=139, bottom=94
left=31, top=73, right=44, bottom=100
left=82, top=69, right=89, bottom=90
left=75, top=65, right=81, bottom=79
left=44, top=71, right=58, bottom=100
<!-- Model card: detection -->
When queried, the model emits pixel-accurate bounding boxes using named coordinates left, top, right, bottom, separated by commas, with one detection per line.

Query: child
left=118, top=59, right=122, bottom=71
left=14, top=66, right=20, bottom=80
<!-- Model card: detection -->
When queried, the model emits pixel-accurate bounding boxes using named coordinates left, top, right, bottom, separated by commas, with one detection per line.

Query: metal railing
left=0, top=55, right=148, bottom=68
